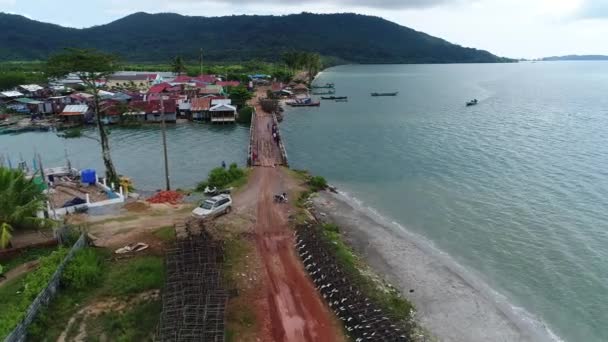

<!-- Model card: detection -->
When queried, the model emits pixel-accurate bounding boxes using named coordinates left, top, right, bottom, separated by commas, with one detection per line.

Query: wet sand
left=311, top=191, right=546, bottom=342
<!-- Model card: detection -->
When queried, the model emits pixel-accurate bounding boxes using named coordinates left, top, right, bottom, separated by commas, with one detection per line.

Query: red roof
left=191, top=97, right=212, bottom=111
left=193, top=74, right=218, bottom=84
left=199, top=88, right=222, bottom=95
left=172, top=75, right=191, bottom=83
left=148, top=83, right=171, bottom=94
left=127, top=99, right=177, bottom=114
left=216, top=81, right=240, bottom=87
left=146, top=99, right=177, bottom=114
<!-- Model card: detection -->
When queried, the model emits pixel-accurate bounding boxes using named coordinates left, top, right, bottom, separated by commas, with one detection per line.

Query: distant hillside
left=542, top=55, right=608, bottom=61
left=0, top=12, right=512, bottom=64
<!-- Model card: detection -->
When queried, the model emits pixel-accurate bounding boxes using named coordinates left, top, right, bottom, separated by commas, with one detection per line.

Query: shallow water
left=282, top=62, right=608, bottom=342
left=0, top=123, right=249, bottom=190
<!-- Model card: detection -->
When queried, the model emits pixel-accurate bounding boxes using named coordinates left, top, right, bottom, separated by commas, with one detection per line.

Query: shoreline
left=310, top=189, right=559, bottom=342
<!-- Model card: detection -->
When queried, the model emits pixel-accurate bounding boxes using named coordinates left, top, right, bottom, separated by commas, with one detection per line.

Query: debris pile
left=147, top=191, right=183, bottom=205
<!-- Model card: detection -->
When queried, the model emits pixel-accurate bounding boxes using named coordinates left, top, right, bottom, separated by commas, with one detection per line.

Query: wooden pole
left=160, top=96, right=171, bottom=191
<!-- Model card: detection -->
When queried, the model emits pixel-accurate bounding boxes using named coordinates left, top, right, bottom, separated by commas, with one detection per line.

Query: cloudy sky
left=2, top=0, right=608, bottom=58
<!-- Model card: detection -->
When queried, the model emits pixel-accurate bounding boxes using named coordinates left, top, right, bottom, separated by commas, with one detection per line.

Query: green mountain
left=0, top=12, right=511, bottom=64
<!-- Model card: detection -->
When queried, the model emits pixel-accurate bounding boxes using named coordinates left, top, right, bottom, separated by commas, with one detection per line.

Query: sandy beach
left=311, top=191, right=551, bottom=342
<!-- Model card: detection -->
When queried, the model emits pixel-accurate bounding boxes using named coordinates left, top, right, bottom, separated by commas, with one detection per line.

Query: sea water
left=282, top=62, right=608, bottom=342
left=0, top=123, right=249, bottom=190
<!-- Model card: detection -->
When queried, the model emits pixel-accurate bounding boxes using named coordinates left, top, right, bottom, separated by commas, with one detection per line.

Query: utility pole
left=200, top=48, right=203, bottom=75
left=160, top=96, right=171, bottom=191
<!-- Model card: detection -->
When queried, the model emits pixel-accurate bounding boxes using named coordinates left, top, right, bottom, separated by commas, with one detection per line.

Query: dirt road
left=249, top=102, right=341, bottom=341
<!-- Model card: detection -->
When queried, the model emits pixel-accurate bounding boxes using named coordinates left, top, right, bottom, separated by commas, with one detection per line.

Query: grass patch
left=85, top=299, right=161, bottom=342
left=222, top=237, right=250, bottom=285
left=99, top=256, right=164, bottom=297
left=223, top=236, right=258, bottom=341
left=1, top=244, right=57, bottom=273
left=153, top=226, right=176, bottom=242
left=319, top=223, right=414, bottom=319
left=28, top=250, right=165, bottom=341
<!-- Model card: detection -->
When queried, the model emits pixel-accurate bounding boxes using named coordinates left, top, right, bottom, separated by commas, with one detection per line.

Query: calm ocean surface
left=0, top=123, right=249, bottom=190
left=281, top=62, right=608, bottom=342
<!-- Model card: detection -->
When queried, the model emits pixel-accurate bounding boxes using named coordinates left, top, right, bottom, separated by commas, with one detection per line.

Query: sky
left=2, top=0, right=608, bottom=58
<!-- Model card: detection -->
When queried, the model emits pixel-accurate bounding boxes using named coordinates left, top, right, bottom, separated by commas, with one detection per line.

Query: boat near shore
left=311, top=82, right=335, bottom=89
left=320, top=96, right=348, bottom=100
left=286, top=98, right=321, bottom=107
left=371, top=92, right=398, bottom=97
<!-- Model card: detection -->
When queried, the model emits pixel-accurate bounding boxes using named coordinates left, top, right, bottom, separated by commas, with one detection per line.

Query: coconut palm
left=0, top=168, right=53, bottom=249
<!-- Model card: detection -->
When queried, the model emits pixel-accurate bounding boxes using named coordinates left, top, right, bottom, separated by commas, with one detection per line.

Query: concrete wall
left=4, top=234, right=87, bottom=342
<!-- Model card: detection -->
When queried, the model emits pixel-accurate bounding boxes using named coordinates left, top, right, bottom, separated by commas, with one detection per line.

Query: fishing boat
left=286, top=98, right=321, bottom=107
left=320, top=96, right=348, bottom=100
left=371, top=92, right=398, bottom=97
left=312, top=90, right=335, bottom=95
left=466, top=99, right=479, bottom=106
left=311, top=82, right=335, bottom=89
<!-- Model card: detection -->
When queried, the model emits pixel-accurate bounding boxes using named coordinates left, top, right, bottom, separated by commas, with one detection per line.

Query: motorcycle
left=274, top=194, right=288, bottom=203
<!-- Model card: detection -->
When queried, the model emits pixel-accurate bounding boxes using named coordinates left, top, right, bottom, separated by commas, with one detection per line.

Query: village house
left=17, top=84, right=45, bottom=98
left=190, top=97, right=212, bottom=121
left=105, top=74, right=161, bottom=90
left=209, top=103, right=238, bottom=123
left=144, top=99, right=177, bottom=123
left=59, top=104, right=90, bottom=124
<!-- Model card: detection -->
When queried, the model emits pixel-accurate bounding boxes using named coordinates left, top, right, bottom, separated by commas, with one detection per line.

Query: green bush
left=237, top=106, right=254, bottom=124
left=196, top=164, right=247, bottom=191
left=62, top=248, right=103, bottom=290
left=100, top=256, right=164, bottom=297
left=309, top=176, right=328, bottom=192
left=0, top=248, right=68, bottom=339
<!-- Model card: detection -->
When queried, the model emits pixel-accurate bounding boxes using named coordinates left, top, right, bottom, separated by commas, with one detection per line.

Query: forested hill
left=0, top=12, right=511, bottom=64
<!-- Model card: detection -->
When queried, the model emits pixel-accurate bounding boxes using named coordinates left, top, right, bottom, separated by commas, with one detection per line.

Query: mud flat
left=311, top=191, right=555, bottom=342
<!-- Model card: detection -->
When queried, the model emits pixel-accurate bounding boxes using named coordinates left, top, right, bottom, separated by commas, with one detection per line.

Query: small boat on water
left=286, top=98, right=321, bottom=107
left=320, top=96, right=348, bottom=100
left=311, top=82, right=335, bottom=89
left=312, top=90, right=335, bottom=95
left=371, top=92, right=398, bottom=97
left=466, top=99, right=479, bottom=106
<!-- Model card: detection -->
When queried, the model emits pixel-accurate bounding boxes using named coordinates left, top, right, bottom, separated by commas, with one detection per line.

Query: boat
left=466, top=99, right=479, bottom=106
left=312, top=90, right=335, bottom=95
left=320, top=96, right=348, bottom=100
left=371, top=92, right=398, bottom=97
left=311, top=82, right=335, bottom=89
left=287, top=101, right=320, bottom=107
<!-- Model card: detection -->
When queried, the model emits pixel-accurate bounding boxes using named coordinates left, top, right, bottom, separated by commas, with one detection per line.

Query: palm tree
left=0, top=167, right=53, bottom=249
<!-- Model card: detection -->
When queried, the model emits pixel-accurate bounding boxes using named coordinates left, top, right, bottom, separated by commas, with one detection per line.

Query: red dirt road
left=250, top=101, right=340, bottom=341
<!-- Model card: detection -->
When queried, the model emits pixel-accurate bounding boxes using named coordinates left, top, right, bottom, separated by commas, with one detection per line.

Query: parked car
left=192, top=194, right=232, bottom=218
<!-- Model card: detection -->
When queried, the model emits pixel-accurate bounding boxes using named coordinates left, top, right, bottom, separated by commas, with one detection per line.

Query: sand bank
left=311, top=191, right=554, bottom=342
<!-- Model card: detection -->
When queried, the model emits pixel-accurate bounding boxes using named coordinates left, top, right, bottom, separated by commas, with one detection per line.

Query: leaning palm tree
left=0, top=167, right=53, bottom=249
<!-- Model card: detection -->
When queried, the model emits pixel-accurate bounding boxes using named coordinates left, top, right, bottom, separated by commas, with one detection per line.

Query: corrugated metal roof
left=1, top=91, right=24, bottom=98
left=19, top=84, right=44, bottom=92
left=191, top=97, right=212, bottom=111
left=209, top=104, right=236, bottom=112
left=61, top=105, right=89, bottom=115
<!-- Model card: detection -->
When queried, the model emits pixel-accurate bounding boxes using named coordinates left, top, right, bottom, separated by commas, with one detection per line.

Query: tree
left=171, top=56, right=186, bottom=75
left=229, top=85, right=253, bottom=108
left=303, top=52, right=322, bottom=84
left=0, top=168, right=52, bottom=249
left=46, top=48, right=120, bottom=185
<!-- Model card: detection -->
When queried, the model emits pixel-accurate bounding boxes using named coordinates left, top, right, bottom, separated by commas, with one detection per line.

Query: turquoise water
left=0, top=123, right=249, bottom=190
left=282, top=62, right=608, bottom=342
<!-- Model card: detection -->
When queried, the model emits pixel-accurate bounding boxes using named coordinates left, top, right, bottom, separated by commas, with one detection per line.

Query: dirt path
left=0, top=260, right=39, bottom=288
left=249, top=106, right=341, bottom=341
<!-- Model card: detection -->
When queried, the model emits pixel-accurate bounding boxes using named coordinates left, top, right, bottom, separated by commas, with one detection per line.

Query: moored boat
left=311, top=82, right=335, bottom=89
left=371, top=92, right=398, bottom=97
left=320, top=96, right=348, bottom=100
